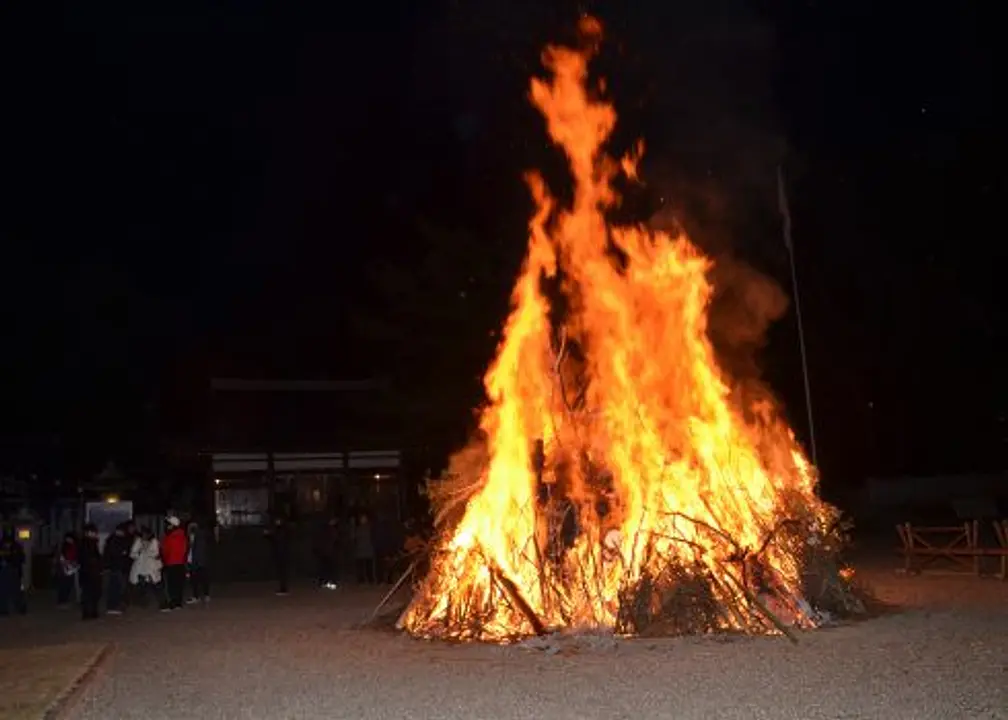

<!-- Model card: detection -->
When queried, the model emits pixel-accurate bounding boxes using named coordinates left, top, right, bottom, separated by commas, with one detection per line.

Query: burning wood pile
left=397, top=18, right=866, bottom=643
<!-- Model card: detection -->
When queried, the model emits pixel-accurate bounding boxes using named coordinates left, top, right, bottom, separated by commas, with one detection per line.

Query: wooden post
left=896, top=523, right=914, bottom=573
left=993, top=520, right=1008, bottom=581
left=267, top=451, right=276, bottom=518
left=533, top=438, right=556, bottom=560
left=206, top=456, right=217, bottom=530
left=968, top=520, right=980, bottom=576
left=533, top=438, right=546, bottom=491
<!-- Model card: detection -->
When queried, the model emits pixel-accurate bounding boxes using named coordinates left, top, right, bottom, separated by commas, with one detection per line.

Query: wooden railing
left=896, top=520, right=1008, bottom=579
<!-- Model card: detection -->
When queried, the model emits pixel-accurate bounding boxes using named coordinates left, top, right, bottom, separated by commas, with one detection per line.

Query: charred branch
left=490, top=563, right=548, bottom=636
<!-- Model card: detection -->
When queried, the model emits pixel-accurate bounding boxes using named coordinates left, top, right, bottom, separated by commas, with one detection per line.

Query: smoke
left=608, top=2, right=793, bottom=390
left=413, top=0, right=794, bottom=384
left=650, top=208, right=790, bottom=381
left=615, top=1, right=787, bottom=253
left=705, top=256, right=791, bottom=428
left=706, top=256, right=789, bottom=376
left=650, top=211, right=792, bottom=422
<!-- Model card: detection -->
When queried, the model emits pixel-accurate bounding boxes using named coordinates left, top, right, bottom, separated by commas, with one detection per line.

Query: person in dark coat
left=265, top=515, right=291, bottom=595
left=313, top=516, right=340, bottom=589
left=79, top=523, right=103, bottom=620
left=186, top=519, right=211, bottom=604
left=0, top=529, right=27, bottom=616
left=353, top=512, right=376, bottom=584
left=373, top=515, right=404, bottom=583
left=103, top=523, right=132, bottom=614
left=54, top=532, right=79, bottom=608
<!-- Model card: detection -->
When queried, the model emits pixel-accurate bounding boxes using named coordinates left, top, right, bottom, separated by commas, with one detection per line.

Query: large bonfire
left=399, top=18, right=863, bottom=643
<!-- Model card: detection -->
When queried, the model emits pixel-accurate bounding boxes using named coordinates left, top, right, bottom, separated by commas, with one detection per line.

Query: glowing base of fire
left=398, top=489, right=849, bottom=642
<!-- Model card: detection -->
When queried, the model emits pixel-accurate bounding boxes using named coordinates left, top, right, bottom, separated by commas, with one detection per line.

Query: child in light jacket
left=129, top=527, right=162, bottom=607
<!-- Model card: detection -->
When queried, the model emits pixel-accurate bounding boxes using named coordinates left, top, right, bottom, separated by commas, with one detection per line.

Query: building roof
left=204, top=377, right=407, bottom=452
left=210, top=378, right=387, bottom=392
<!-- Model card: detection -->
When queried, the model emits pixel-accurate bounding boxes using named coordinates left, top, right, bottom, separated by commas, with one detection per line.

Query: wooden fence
left=896, top=520, right=1008, bottom=579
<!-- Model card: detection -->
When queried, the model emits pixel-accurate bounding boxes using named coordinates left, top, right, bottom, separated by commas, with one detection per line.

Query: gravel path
left=8, top=569, right=1006, bottom=720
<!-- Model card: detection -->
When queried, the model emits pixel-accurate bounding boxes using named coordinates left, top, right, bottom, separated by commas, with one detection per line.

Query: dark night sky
left=2, top=1, right=1004, bottom=487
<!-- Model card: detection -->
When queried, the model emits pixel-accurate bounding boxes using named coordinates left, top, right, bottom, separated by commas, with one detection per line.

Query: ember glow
left=400, top=18, right=841, bottom=642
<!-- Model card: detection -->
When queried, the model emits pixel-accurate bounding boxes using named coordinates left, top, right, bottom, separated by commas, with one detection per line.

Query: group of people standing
left=305, top=511, right=425, bottom=592
left=265, top=513, right=359, bottom=595
left=5, top=510, right=429, bottom=617
left=55, top=514, right=211, bottom=620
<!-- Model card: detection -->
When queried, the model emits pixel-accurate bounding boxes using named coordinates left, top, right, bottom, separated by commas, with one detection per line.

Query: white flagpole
left=777, top=164, right=819, bottom=468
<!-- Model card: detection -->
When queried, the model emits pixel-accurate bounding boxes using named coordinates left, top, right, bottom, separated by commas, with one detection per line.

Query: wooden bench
left=896, top=521, right=1008, bottom=580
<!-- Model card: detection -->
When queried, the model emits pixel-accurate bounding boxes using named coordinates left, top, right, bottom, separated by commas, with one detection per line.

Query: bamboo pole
left=777, top=164, right=818, bottom=468
left=371, top=559, right=418, bottom=624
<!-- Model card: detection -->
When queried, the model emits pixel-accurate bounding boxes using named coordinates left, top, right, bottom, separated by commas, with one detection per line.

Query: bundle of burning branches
left=394, top=18, right=869, bottom=643
left=396, top=337, right=868, bottom=642
left=402, top=477, right=869, bottom=644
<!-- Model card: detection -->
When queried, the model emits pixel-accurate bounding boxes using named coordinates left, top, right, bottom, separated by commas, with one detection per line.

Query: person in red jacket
left=160, top=516, right=188, bottom=611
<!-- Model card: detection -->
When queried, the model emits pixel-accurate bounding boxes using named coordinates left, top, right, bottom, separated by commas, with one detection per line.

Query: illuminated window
left=215, top=487, right=269, bottom=527
left=295, top=474, right=332, bottom=514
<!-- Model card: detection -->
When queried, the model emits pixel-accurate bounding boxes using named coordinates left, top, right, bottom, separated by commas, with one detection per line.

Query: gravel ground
left=7, top=566, right=1006, bottom=720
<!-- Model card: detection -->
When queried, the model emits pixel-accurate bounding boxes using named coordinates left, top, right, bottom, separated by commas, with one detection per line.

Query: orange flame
left=401, top=18, right=834, bottom=641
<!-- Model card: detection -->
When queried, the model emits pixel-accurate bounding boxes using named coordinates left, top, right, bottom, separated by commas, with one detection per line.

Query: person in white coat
left=129, top=526, right=163, bottom=607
